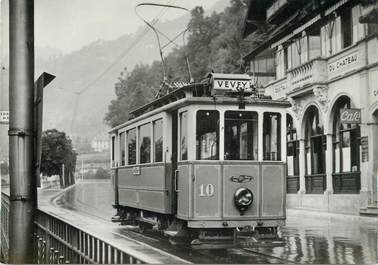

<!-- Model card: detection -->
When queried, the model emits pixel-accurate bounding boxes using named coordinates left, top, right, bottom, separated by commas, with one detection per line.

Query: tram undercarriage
left=112, top=206, right=284, bottom=249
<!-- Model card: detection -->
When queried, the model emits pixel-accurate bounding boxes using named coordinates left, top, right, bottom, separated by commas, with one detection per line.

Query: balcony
left=264, top=77, right=287, bottom=100
left=287, top=58, right=328, bottom=91
left=263, top=34, right=378, bottom=100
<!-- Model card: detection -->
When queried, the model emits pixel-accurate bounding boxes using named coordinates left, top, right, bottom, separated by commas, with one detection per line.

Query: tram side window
left=180, top=112, right=188, bottom=161
left=139, top=123, right=151, bottom=164
left=127, top=128, right=136, bottom=165
left=153, top=119, right=163, bottom=162
left=196, top=110, right=219, bottom=160
left=120, top=132, right=126, bottom=166
left=263, top=113, right=281, bottom=161
left=224, top=111, right=258, bottom=160
left=111, top=136, right=116, bottom=167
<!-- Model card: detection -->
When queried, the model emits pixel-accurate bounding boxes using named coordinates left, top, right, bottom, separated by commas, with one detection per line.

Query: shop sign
left=328, top=52, right=358, bottom=73
left=361, top=136, right=368, bottom=162
left=0, top=111, right=9, bottom=124
left=340, top=108, right=361, bottom=124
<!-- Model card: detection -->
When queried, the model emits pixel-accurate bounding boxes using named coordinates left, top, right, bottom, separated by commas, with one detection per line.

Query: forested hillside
left=105, top=0, right=268, bottom=127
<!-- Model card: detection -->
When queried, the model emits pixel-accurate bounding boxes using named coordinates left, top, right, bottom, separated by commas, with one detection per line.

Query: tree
left=105, top=0, right=270, bottom=127
left=41, top=129, right=77, bottom=187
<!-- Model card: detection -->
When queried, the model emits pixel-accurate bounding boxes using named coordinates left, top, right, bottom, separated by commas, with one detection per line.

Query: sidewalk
left=287, top=208, right=378, bottom=226
left=37, top=186, right=190, bottom=264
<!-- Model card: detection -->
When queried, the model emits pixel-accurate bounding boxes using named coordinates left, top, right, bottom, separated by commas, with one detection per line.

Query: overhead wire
left=69, top=0, right=175, bottom=135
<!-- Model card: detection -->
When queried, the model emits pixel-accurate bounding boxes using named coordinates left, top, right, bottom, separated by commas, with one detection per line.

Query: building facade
left=243, top=0, right=378, bottom=215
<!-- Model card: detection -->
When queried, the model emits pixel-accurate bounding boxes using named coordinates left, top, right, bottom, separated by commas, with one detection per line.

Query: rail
left=1, top=191, right=10, bottom=262
left=1, top=191, right=145, bottom=264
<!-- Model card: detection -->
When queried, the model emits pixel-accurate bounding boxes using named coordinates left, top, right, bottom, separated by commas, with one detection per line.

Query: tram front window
left=224, top=111, right=258, bottom=160
left=196, top=110, right=219, bottom=160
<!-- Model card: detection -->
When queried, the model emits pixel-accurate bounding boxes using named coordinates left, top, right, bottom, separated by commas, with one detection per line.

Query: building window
left=287, top=114, right=299, bottom=175
left=333, top=97, right=360, bottom=169
left=111, top=136, right=116, bottom=167
left=139, top=123, right=151, bottom=164
left=196, top=110, right=219, bottom=160
left=263, top=112, right=281, bottom=161
left=153, top=119, right=163, bottom=162
left=308, top=28, right=321, bottom=60
left=224, top=111, right=258, bottom=160
left=304, top=106, right=326, bottom=193
left=286, top=114, right=299, bottom=193
left=332, top=96, right=360, bottom=193
left=180, top=112, right=188, bottom=161
left=127, top=128, right=136, bottom=165
left=367, top=23, right=378, bottom=36
left=341, top=8, right=353, bottom=48
left=120, top=132, right=126, bottom=166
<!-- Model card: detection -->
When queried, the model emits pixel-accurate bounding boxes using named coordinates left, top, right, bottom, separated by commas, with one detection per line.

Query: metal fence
left=1, top=192, right=144, bottom=264
left=1, top=192, right=10, bottom=262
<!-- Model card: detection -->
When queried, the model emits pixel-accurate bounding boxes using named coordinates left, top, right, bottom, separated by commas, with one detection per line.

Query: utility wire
left=69, top=1, right=175, bottom=135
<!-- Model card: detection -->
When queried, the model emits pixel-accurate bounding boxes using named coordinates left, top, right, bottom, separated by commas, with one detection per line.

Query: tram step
left=359, top=207, right=378, bottom=216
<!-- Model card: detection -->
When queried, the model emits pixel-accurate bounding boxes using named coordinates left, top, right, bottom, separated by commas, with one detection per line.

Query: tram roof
left=109, top=74, right=290, bottom=133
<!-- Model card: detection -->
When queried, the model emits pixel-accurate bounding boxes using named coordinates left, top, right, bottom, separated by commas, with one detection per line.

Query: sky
left=1, top=0, right=220, bottom=55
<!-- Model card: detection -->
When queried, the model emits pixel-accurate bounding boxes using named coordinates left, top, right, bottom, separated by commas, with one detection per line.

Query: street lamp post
left=8, top=0, right=35, bottom=263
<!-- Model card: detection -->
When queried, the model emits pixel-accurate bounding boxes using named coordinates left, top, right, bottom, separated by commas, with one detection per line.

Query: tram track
left=53, top=182, right=296, bottom=264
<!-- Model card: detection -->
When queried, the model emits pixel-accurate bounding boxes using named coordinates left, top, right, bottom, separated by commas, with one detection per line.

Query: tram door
left=171, top=110, right=178, bottom=214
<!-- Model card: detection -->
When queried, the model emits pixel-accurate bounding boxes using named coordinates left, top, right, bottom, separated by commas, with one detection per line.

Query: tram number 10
left=199, top=184, right=215, bottom=197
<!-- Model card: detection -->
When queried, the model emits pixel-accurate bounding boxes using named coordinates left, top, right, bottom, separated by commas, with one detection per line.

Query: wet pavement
left=44, top=179, right=378, bottom=264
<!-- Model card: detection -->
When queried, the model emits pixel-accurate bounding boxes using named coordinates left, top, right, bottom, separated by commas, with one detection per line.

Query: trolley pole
left=8, top=0, right=36, bottom=263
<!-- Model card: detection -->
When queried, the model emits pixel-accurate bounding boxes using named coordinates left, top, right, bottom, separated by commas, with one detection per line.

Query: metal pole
left=8, top=0, right=35, bottom=263
left=62, top=164, right=65, bottom=188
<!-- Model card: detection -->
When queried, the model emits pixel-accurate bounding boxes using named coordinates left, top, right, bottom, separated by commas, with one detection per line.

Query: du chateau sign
left=328, top=52, right=358, bottom=73
left=211, top=73, right=253, bottom=95
left=340, top=108, right=361, bottom=124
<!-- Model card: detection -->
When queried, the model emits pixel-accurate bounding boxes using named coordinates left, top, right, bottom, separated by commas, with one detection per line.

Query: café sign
left=340, top=108, right=361, bottom=124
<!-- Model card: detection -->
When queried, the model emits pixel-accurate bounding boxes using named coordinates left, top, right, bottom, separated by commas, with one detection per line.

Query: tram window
left=139, top=123, right=151, bottom=164
left=196, top=110, right=219, bottom=160
left=153, top=119, right=163, bottom=162
left=180, top=112, right=188, bottom=161
left=263, top=113, right=281, bottom=161
left=127, top=128, right=136, bottom=165
left=111, top=136, right=116, bottom=167
left=120, top=132, right=126, bottom=166
left=224, top=111, right=258, bottom=160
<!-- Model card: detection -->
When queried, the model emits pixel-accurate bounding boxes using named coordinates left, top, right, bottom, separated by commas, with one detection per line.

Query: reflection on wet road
left=56, top=180, right=378, bottom=264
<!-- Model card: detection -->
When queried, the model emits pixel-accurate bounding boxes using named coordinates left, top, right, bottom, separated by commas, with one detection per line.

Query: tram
left=109, top=73, right=290, bottom=248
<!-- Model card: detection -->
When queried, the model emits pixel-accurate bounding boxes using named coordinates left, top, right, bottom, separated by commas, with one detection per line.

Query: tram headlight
left=234, top=188, right=253, bottom=214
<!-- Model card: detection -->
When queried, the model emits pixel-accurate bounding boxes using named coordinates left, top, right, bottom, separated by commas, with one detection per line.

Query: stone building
left=243, top=0, right=378, bottom=215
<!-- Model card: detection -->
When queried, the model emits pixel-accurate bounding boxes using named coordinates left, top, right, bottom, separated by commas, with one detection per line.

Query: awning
left=325, top=0, right=350, bottom=16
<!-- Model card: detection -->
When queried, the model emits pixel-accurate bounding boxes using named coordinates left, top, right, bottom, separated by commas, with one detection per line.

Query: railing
left=305, top=174, right=326, bottom=194
left=34, top=210, right=144, bottom=264
left=332, top=172, right=361, bottom=194
left=1, top=192, right=145, bottom=264
left=287, top=57, right=327, bottom=91
left=1, top=192, right=10, bottom=262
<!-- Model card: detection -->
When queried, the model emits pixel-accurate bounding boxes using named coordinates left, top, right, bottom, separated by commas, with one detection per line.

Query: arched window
left=332, top=96, right=360, bottom=193
left=304, top=106, right=326, bottom=193
left=287, top=114, right=299, bottom=193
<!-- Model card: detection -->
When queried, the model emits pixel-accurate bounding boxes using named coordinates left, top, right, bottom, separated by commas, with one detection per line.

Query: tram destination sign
left=340, top=108, right=361, bottom=124
left=211, top=73, right=253, bottom=95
